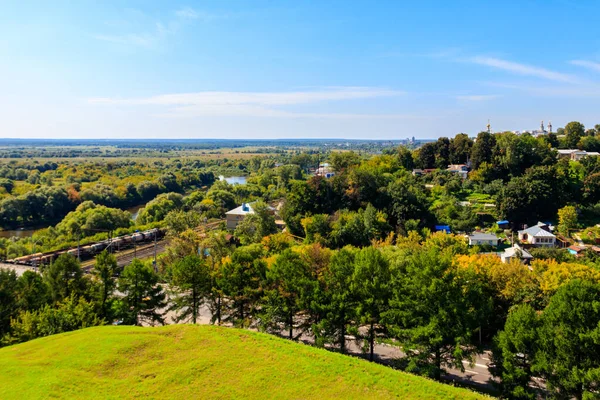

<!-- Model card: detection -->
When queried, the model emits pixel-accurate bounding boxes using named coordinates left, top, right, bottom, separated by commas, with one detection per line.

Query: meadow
left=0, top=324, right=485, bottom=400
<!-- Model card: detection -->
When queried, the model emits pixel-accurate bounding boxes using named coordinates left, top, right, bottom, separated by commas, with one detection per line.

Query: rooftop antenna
left=486, top=119, right=491, bottom=134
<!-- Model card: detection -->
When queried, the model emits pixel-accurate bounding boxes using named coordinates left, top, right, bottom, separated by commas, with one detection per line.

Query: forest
left=2, top=122, right=600, bottom=398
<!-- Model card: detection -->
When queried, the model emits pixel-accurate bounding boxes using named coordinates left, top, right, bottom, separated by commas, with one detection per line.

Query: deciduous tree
left=557, top=205, right=578, bottom=237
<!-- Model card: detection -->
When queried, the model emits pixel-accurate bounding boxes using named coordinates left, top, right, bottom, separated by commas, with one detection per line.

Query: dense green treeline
left=2, top=229, right=599, bottom=397
left=281, top=125, right=600, bottom=238
left=0, top=152, right=316, bottom=230
left=0, top=160, right=216, bottom=228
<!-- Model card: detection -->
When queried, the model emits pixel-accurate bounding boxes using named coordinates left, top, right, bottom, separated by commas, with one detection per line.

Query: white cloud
left=456, top=95, right=500, bottom=101
left=484, top=81, right=600, bottom=97
left=175, top=7, right=199, bottom=19
left=570, top=60, right=600, bottom=73
left=91, top=87, right=402, bottom=106
left=94, top=7, right=217, bottom=48
left=470, top=56, right=580, bottom=83
left=89, top=87, right=408, bottom=119
left=93, top=33, right=156, bottom=48
left=378, top=47, right=462, bottom=59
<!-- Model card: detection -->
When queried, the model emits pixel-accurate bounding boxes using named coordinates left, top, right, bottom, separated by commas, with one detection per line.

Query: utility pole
left=32, top=240, right=37, bottom=271
left=77, top=234, right=81, bottom=263
left=153, top=230, right=157, bottom=273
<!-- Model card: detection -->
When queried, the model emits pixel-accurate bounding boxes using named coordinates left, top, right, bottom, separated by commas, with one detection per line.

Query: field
left=0, top=325, right=485, bottom=400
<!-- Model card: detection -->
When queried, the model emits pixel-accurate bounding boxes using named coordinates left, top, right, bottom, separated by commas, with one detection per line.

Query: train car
left=80, top=245, right=93, bottom=257
left=55, top=250, right=67, bottom=257
left=67, top=248, right=78, bottom=257
left=91, top=242, right=107, bottom=253
left=150, top=228, right=165, bottom=240
left=18, top=252, right=44, bottom=265
left=30, top=253, right=44, bottom=266
left=131, top=232, right=145, bottom=243
left=40, top=254, right=54, bottom=264
left=121, top=235, right=133, bottom=245
left=13, top=254, right=34, bottom=264
left=112, top=237, right=126, bottom=250
left=10, top=256, right=25, bottom=264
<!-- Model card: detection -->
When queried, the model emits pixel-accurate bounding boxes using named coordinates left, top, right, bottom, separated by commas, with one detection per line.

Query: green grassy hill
left=0, top=325, right=486, bottom=399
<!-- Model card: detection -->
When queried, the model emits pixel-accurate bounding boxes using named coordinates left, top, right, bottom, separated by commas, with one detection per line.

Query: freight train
left=8, top=228, right=165, bottom=266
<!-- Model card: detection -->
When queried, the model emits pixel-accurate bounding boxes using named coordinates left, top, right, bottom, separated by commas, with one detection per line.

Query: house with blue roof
left=435, top=225, right=451, bottom=233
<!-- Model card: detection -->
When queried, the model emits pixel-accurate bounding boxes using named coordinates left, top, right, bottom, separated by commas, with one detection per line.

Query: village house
left=413, top=168, right=437, bottom=176
left=501, top=245, right=533, bottom=264
left=467, top=232, right=499, bottom=246
left=518, top=222, right=556, bottom=247
left=557, top=149, right=600, bottom=161
left=447, top=164, right=469, bottom=179
left=225, top=203, right=254, bottom=230
left=316, top=163, right=335, bottom=178
left=225, top=202, right=278, bottom=230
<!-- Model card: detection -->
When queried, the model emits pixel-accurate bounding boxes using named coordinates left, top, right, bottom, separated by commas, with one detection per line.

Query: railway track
left=81, top=240, right=170, bottom=271
left=82, top=220, right=226, bottom=271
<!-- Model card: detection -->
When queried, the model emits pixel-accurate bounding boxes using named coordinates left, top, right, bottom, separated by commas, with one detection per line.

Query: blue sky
left=3, top=0, right=600, bottom=139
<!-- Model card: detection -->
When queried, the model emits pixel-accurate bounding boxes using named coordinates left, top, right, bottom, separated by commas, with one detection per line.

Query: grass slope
left=0, top=325, right=486, bottom=399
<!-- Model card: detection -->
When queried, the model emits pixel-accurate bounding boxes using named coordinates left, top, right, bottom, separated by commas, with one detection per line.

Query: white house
left=316, top=163, right=335, bottom=178
left=557, top=149, right=600, bottom=161
left=467, top=232, right=499, bottom=246
left=501, top=245, right=533, bottom=263
left=447, top=164, right=469, bottom=179
left=518, top=223, right=556, bottom=247
left=225, top=203, right=254, bottom=230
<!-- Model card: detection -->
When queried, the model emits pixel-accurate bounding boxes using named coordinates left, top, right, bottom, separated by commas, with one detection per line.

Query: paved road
left=308, top=334, right=496, bottom=391
left=0, top=263, right=36, bottom=276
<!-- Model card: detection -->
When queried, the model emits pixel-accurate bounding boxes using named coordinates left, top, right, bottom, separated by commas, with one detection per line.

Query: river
left=0, top=203, right=147, bottom=239
left=126, top=204, right=144, bottom=221
left=0, top=184, right=230, bottom=240
left=0, top=228, right=38, bottom=239
left=219, top=175, right=247, bottom=185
